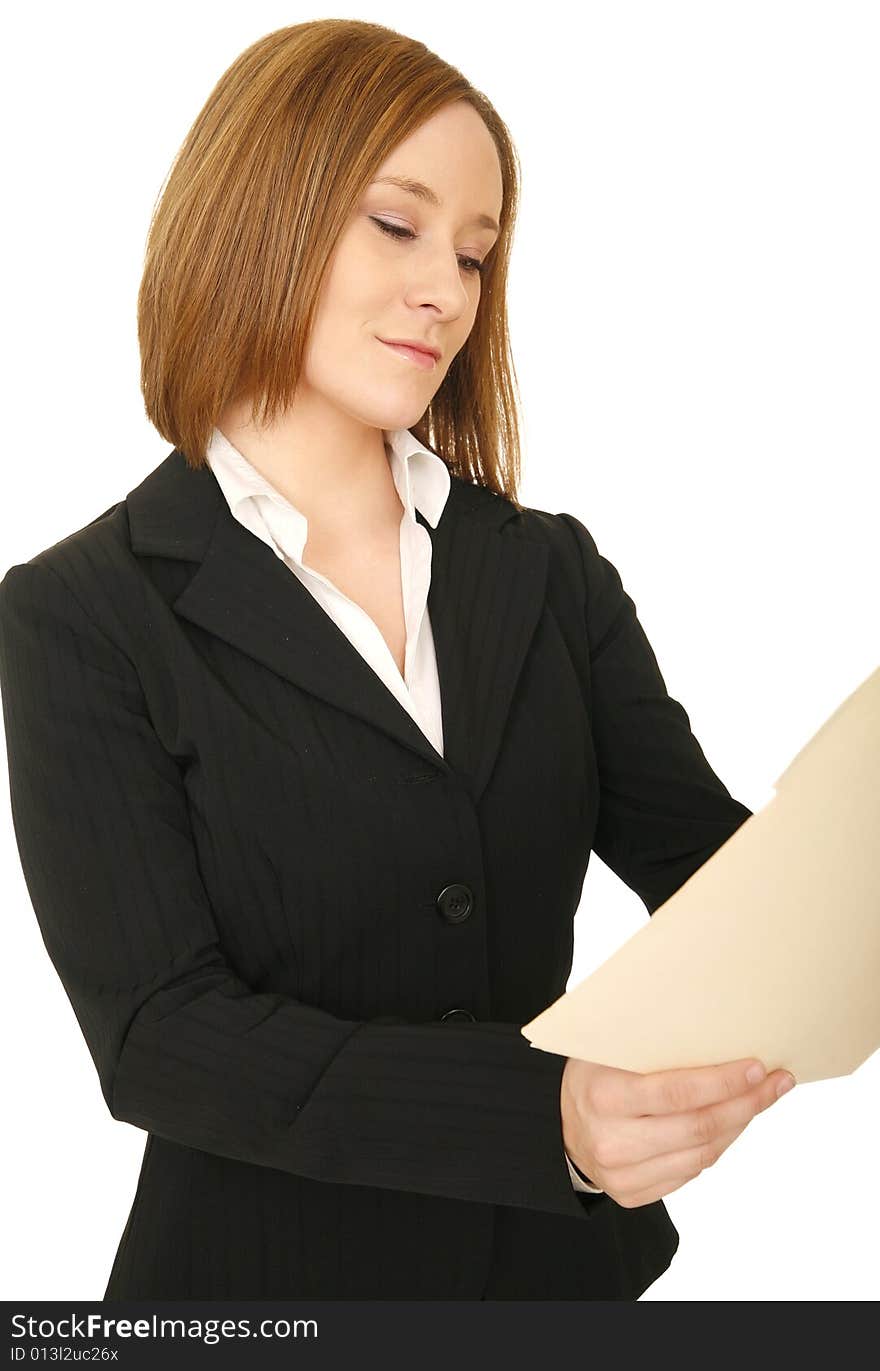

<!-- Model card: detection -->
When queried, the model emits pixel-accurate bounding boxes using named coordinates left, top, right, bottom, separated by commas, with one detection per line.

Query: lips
left=377, top=338, right=438, bottom=370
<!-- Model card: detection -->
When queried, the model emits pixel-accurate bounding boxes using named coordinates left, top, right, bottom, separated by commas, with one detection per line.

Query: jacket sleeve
left=0, top=558, right=607, bottom=1223
left=557, top=512, right=753, bottom=916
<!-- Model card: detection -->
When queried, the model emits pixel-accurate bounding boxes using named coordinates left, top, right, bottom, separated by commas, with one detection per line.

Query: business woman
left=0, top=20, right=766, bottom=1300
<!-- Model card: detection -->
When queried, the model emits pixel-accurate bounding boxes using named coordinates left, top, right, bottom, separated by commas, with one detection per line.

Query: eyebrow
left=369, top=175, right=500, bottom=234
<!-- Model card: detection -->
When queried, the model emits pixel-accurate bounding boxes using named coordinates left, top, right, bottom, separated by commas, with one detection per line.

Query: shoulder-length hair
left=138, top=19, right=526, bottom=509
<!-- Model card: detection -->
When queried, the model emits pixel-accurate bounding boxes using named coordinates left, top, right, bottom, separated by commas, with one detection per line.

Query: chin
left=357, top=395, right=430, bottom=434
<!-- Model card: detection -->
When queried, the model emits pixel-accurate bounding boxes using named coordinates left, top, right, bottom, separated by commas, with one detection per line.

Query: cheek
left=307, top=251, right=391, bottom=359
left=323, top=228, right=390, bottom=306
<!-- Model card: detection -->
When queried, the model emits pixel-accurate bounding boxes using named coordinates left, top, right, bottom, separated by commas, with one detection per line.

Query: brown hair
left=137, top=19, right=525, bottom=509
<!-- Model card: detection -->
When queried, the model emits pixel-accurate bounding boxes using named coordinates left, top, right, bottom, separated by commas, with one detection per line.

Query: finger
left=603, top=1070, right=790, bottom=1169
left=602, top=1118, right=751, bottom=1209
left=617, top=1057, right=771, bottom=1119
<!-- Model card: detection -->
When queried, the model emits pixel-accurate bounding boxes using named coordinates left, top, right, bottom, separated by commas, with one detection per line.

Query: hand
left=560, top=1055, right=796, bottom=1208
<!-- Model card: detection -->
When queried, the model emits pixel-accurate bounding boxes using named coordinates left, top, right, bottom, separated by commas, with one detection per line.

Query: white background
left=1, top=1, right=877, bottom=1301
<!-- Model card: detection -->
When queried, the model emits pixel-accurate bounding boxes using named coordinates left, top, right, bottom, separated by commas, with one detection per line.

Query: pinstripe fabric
left=0, top=447, right=752, bottom=1299
left=204, top=422, right=601, bottom=1197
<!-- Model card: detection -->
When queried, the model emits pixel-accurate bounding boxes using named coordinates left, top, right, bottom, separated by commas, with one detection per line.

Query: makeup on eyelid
left=369, top=216, right=485, bottom=275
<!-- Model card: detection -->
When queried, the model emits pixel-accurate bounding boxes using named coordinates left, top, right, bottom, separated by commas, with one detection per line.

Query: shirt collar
left=205, top=425, right=451, bottom=566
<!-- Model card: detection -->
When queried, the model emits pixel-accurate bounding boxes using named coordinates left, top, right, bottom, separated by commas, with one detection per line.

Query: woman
left=0, top=20, right=791, bottom=1300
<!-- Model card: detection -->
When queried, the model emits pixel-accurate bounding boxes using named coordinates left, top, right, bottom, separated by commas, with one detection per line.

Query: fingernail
left=746, top=1062, right=766, bottom=1085
left=776, top=1073, right=796, bottom=1097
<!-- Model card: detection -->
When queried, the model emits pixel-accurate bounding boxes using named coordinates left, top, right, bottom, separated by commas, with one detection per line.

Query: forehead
left=370, top=103, right=503, bottom=224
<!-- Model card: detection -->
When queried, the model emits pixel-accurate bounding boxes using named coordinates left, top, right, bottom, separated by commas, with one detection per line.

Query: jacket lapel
left=126, top=449, right=548, bottom=802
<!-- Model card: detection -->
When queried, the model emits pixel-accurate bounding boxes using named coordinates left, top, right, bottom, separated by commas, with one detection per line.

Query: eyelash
left=369, top=217, right=485, bottom=276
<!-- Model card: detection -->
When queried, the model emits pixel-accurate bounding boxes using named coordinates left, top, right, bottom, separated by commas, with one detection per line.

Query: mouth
left=376, top=338, right=439, bottom=370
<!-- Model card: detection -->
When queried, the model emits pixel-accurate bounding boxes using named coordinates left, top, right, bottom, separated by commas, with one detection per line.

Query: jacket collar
left=125, top=446, right=548, bottom=802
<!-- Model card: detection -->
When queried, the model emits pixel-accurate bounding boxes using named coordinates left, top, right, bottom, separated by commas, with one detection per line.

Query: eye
left=369, top=217, right=485, bottom=276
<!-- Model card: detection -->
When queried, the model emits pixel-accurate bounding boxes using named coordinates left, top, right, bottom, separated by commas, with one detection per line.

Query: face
left=300, top=99, right=504, bottom=434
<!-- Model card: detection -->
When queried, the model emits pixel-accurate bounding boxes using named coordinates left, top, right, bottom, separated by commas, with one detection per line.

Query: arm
left=548, top=512, right=751, bottom=1198
left=0, top=559, right=600, bottom=1223
left=557, top=512, right=753, bottom=916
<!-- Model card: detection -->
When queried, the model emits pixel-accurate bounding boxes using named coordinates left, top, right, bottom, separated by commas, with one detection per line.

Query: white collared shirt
left=205, top=424, right=602, bottom=1197
left=206, top=425, right=448, bottom=757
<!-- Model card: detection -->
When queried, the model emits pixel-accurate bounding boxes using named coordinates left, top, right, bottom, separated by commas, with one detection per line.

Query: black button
left=436, top=883, right=473, bottom=923
left=440, top=1008, right=475, bottom=1023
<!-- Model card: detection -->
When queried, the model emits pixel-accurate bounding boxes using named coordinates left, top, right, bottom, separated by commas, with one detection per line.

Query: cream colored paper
left=522, top=664, right=880, bottom=1084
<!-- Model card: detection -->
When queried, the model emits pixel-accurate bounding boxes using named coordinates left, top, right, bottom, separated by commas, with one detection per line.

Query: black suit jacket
left=0, top=448, right=752, bottom=1300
